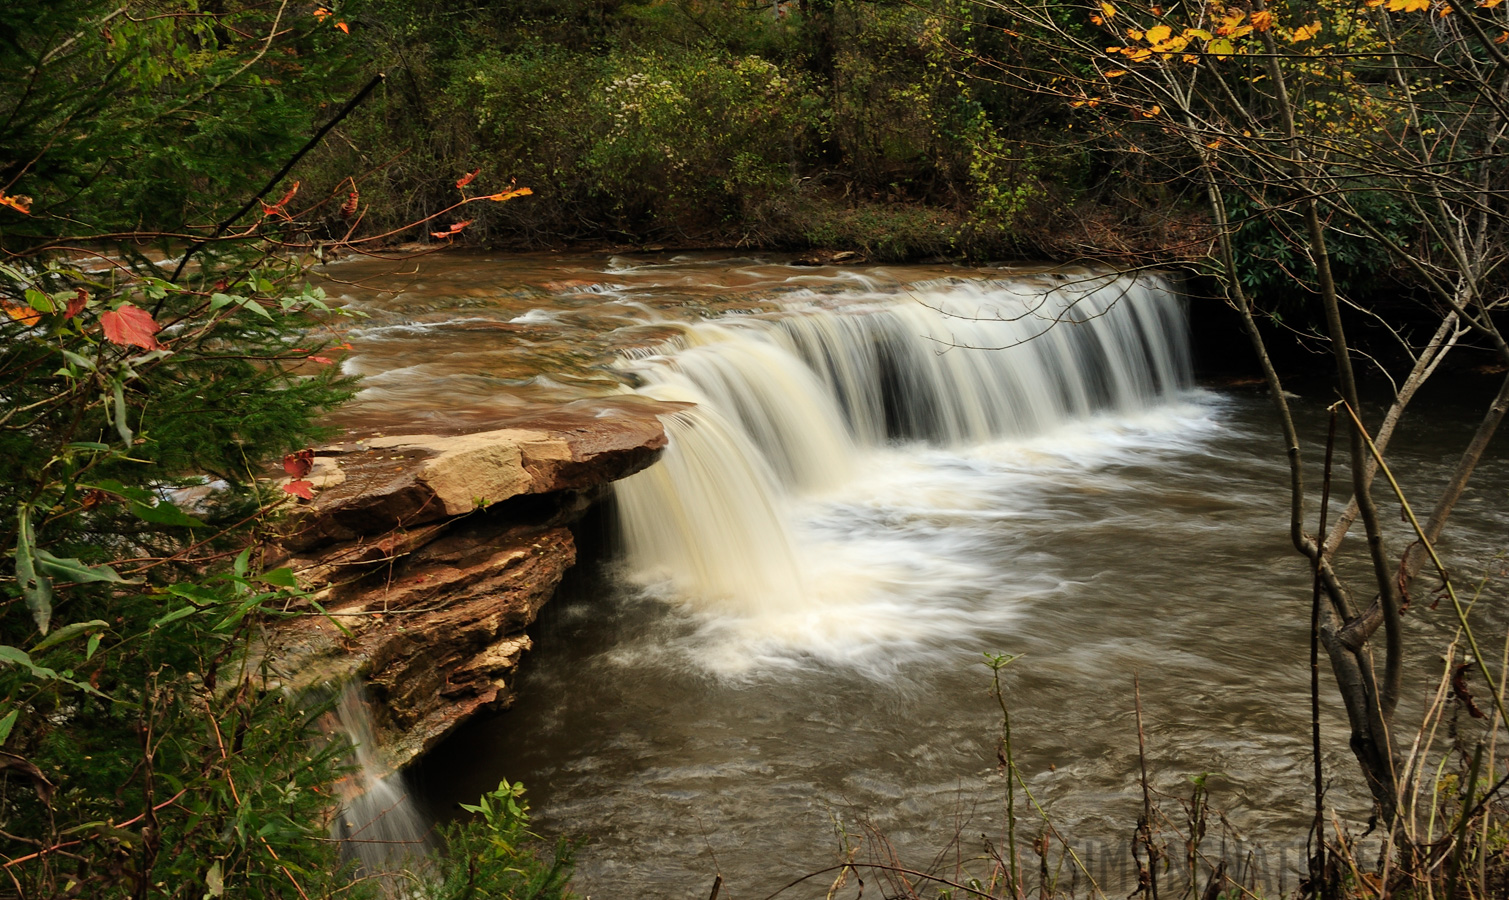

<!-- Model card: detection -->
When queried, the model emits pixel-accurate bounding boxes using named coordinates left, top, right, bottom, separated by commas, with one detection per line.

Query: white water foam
left=610, top=273, right=1203, bottom=676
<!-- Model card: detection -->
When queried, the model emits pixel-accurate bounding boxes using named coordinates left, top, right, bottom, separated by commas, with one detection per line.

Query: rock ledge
left=266, top=410, right=667, bottom=771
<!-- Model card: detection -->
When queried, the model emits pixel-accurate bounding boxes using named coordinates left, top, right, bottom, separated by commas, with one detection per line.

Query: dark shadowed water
left=318, top=251, right=1509, bottom=899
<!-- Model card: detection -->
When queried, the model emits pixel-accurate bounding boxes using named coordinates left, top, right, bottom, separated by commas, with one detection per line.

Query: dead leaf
left=283, top=449, right=314, bottom=478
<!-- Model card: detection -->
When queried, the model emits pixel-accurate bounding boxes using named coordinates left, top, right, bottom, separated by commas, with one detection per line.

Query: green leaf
left=0, top=709, right=17, bottom=746
left=82, top=479, right=154, bottom=503
left=66, top=441, right=112, bottom=452
left=111, top=381, right=133, bottom=447
left=34, top=550, right=130, bottom=585
left=24, top=288, right=54, bottom=314
left=150, top=606, right=201, bottom=629
left=257, top=567, right=298, bottom=588
left=0, top=645, right=102, bottom=695
left=86, top=633, right=101, bottom=661
left=30, top=619, right=109, bottom=655
left=14, top=505, right=52, bottom=634
left=130, top=499, right=202, bottom=528
left=205, top=860, right=224, bottom=898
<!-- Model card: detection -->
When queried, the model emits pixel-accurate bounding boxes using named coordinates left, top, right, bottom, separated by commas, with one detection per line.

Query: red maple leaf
left=100, top=304, right=163, bottom=351
left=456, top=168, right=481, bottom=189
left=282, top=480, right=315, bottom=501
left=282, top=449, right=314, bottom=478
left=340, top=190, right=359, bottom=219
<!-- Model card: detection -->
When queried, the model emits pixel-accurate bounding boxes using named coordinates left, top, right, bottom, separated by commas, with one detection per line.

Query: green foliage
left=417, top=781, right=577, bottom=900
left=0, top=3, right=383, bottom=896
left=302, top=0, right=1059, bottom=254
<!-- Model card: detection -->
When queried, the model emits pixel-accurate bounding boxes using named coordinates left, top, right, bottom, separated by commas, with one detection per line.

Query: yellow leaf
left=485, top=186, right=534, bottom=202
left=1105, top=69, right=1128, bottom=77
left=1208, top=37, right=1235, bottom=55
left=1439, top=3, right=1452, bottom=13
left=1186, top=28, right=1213, bottom=40
left=1146, top=24, right=1172, bottom=43
left=1126, top=27, right=1144, bottom=40
left=1290, top=22, right=1322, bottom=42
left=1182, top=53, right=1200, bottom=63
left=1481, top=0, right=1504, bottom=8
left=1101, top=1, right=1117, bottom=18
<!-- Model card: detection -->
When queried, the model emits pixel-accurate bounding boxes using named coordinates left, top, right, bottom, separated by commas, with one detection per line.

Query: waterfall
left=324, top=684, right=430, bottom=890
left=611, top=272, right=1191, bottom=623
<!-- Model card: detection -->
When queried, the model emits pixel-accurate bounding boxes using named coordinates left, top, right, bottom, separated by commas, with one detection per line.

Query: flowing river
left=319, top=251, right=1509, bottom=897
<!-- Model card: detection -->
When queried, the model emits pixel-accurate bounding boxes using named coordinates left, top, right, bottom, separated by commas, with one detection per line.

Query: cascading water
left=610, top=272, right=1193, bottom=671
left=324, top=684, right=431, bottom=892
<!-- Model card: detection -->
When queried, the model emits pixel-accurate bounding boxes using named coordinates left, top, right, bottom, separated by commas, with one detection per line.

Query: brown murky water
left=319, top=251, right=1509, bottom=898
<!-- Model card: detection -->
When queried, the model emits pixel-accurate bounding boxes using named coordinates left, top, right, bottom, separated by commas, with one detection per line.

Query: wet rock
left=284, top=412, right=666, bottom=551
left=266, top=409, right=667, bottom=770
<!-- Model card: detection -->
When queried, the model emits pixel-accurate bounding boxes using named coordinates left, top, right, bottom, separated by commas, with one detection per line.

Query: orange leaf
left=484, top=186, right=533, bottom=202
left=336, top=20, right=349, bottom=33
left=100, top=304, right=163, bottom=351
left=431, top=220, right=472, bottom=239
left=308, top=355, right=335, bottom=364
left=314, top=7, right=331, bottom=21
left=1250, top=10, right=1274, bottom=30
left=262, top=181, right=300, bottom=217
left=0, top=192, right=32, bottom=214
left=4, top=302, right=41, bottom=326
left=282, top=480, right=315, bottom=501
left=340, top=190, right=359, bottom=218
left=456, top=168, right=481, bottom=189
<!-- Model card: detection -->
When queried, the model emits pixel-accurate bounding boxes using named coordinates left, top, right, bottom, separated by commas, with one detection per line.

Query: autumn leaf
left=282, top=480, right=316, bottom=501
left=0, top=192, right=32, bottom=214
left=1250, top=10, right=1274, bottom=30
left=307, top=355, right=335, bottom=364
left=4, top=302, right=41, bottom=326
left=1100, top=1, right=1117, bottom=18
left=1105, top=69, right=1128, bottom=77
left=484, top=186, right=533, bottom=203
left=431, top=219, right=473, bottom=239
left=1385, top=0, right=1428, bottom=10
left=335, top=20, right=349, bottom=33
left=66, top=289, right=89, bottom=319
left=1145, top=25, right=1172, bottom=43
left=100, top=304, right=163, bottom=351
left=456, top=168, right=481, bottom=189
left=1289, top=22, right=1322, bottom=42
left=314, top=7, right=331, bottom=20
left=340, top=190, right=359, bottom=218
left=283, top=449, right=314, bottom=478
left=261, top=181, right=300, bottom=218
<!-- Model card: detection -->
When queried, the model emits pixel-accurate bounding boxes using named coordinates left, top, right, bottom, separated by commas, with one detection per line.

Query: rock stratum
left=265, top=410, right=668, bottom=771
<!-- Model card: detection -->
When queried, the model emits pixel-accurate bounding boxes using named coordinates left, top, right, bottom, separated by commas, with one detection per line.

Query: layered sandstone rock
left=266, top=408, right=668, bottom=770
